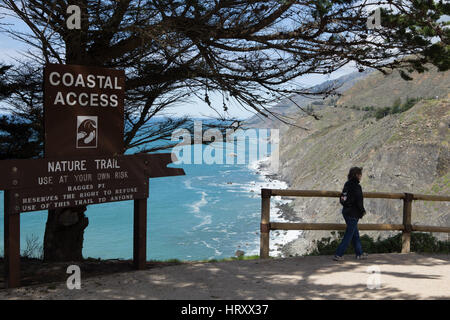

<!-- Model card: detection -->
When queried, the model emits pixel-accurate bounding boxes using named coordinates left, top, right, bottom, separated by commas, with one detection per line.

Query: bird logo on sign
left=77, top=116, right=98, bottom=148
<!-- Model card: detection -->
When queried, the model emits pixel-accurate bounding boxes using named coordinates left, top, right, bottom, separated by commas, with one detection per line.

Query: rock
left=235, top=250, right=245, bottom=257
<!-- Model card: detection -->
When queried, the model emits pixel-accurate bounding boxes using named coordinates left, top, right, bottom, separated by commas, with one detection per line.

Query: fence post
left=401, top=193, right=413, bottom=253
left=260, top=189, right=271, bottom=259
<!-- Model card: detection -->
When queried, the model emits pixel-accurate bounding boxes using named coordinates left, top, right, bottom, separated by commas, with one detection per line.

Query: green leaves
left=399, top=69, right=414, bottom=81
left=309, top=232, right=450, bottom=255
left=422, top=43, right=450, bottom=72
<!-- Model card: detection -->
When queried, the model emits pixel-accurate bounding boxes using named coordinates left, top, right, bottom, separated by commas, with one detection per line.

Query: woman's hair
left=348, top=167, right=363, bottom=181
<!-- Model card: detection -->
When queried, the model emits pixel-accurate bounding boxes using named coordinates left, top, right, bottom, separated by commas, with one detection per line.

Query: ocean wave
left=209, top=182, right=246, bottom=189
left=188, top=191, right=208, bottom=214
left=201, top=240, right=222, bottom=256
left=197, top=176, right=215, bottom=181
left=245, top=157, right=303, bottom=258
left=184, top=176, right=217, bottom=190
left=193, top=214, right=212, bottom=230
left=183, top=179, right=195, bottom=190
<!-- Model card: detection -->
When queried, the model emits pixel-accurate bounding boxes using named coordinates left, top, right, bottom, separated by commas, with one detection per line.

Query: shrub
left=353, top=97, right=424, bottom=120
left=375, top=107, right=391, bottom=120
left=22, top=234, right=43, bottom=259
left=392, top=97, right=402, bottom=110
left=307, top=232, right=450, bottom=256
left=400, top=97, right=420, bottom=112
left=391, top=104, right=401, bottom=114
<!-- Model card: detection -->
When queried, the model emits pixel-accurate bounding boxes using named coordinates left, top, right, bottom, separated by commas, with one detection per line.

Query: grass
left=202, top=255, right=261, bottom=262
left=430, top=173, right=450, bottom=194
left=146, top=255, right=262, bottom=265
left=1, top=253, right=263, bottom=266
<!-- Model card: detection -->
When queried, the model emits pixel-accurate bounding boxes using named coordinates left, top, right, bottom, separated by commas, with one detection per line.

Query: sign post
left=3, top=191, right=20, bottom=288
left=1, top=64, right=185, bottom=288
left=134, top=198, right=147, bottom=270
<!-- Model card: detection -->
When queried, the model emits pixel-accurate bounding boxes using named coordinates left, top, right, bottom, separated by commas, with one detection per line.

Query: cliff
left=277, top=95, right=450, bottom=256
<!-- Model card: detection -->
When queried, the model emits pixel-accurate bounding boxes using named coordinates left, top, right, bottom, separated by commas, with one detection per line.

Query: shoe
left=356, top=253, right=369, bottom=260
left=333, top=255, right=344, bottom=261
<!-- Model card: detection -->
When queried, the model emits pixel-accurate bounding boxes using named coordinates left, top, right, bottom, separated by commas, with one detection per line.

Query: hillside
left=244, top=69, right=373, bottom=129
left=337, top=64, right=450, bottom=109
left=276, top=95, right=450, bottom=256
left=245, top=63, right=450, bottom=131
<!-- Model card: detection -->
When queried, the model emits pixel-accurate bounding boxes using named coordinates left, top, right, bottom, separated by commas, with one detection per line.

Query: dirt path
left=0, top=253, right=449, bottom=300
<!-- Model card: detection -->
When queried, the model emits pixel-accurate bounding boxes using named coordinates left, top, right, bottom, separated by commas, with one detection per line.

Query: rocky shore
left=252, top=157, right=313, bottom=257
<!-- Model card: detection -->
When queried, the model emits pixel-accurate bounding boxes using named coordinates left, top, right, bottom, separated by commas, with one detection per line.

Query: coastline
left=248, top=157, right=303, bottom=258
left=250, top=158, right=339, bottom=257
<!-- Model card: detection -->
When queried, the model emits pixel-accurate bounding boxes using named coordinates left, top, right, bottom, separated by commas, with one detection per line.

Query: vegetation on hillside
left=339, top=96, right=424, bottom=120
left=308, top=232, right=450, bottom=256
left=336, top=64, right=450, bottom=109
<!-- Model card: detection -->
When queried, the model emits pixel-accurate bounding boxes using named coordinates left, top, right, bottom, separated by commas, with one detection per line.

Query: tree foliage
left=0, top=0, right=448, bottom=154
left=0, top=64, right=42, bottom=159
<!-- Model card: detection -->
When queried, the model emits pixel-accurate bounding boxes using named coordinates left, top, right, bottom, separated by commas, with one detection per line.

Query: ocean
left=0, top=132, right=302, bottom=261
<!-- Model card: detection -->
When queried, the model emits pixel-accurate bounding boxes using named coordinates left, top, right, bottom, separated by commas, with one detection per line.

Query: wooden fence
left=260, top=189, right=450, bottom=258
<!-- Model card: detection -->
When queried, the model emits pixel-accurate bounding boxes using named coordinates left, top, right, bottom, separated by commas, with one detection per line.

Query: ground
left=0, top=253, right=449, bottom=299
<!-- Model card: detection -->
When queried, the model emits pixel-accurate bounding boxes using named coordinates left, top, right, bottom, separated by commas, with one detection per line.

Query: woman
left=333, top=167, right=369, bottom=261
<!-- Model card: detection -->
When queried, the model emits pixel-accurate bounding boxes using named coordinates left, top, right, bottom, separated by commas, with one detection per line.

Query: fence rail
left=260, top=189, right=450, bottom=259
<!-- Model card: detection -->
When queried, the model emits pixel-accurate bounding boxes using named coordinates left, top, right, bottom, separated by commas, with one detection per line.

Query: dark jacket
left=341, top=178, right=366, bottom=219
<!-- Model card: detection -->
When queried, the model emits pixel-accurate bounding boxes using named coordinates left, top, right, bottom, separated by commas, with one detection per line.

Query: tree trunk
left=42, top=0, right=91, bottom=262
left=43, top=206, right=89, bottom=262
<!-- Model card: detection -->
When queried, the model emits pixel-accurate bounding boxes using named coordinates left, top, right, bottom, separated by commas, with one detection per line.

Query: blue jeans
left=335, top=214, right=363, bottom=257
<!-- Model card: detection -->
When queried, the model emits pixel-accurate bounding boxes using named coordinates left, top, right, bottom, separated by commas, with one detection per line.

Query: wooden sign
left=0, top=154, right=149, bottom=212
left=0, top=154, right=184, bottom=213
left=0, top=155, right=150, bottom=190
left=10, top=181, right=149, bottom=213
left=1, top=152, right=185, bottom=288
left=44, top=64, right=125, bottom=157
left=1, top=63, right=186, bottom=289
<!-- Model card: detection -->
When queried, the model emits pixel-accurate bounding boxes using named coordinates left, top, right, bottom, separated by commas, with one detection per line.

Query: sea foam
left=245, top=157, right=302, bottom=258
